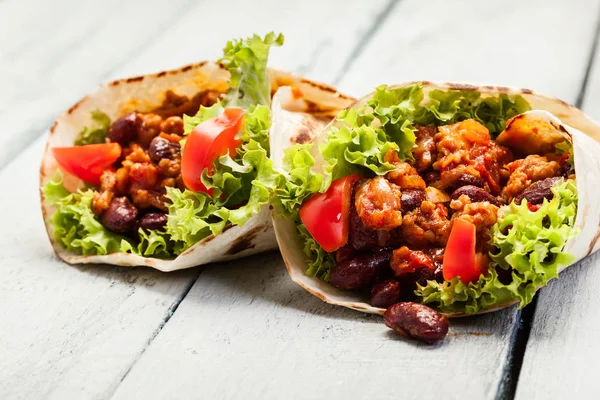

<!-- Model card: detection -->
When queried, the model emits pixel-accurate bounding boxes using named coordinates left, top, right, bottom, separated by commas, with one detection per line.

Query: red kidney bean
left=330, top=249, right=392, bottom=290
left=454, top=173, right=484, bottom=189
left=423, top=171, right=440, bottom=185
left=137, top=213, right=168, bottom=231
left=101, top=197, right=138, bottom=233
left=451, top=185, right=499, bottom=206
left=514, top=177, right=563, bottom=205
left=371, top=280, right=402, bottom=308
left=348, top=198, right=379, bottom=251
left=384, top=302, right=449, bottom=344
left=560, top=162, right=572, bottom=178
left=400, top=189, right=426, bottom=214
left=148, top=136, right=181, bottom=163
left=108, top=113, right=141, bottom=145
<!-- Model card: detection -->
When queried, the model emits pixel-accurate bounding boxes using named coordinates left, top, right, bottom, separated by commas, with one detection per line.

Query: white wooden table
left=1, top=0, right=599, bottom=398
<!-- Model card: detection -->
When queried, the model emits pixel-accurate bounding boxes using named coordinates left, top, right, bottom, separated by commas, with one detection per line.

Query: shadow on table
left=185, top=249, right=516, bottom=332
left=525, top=250, right=600, bottom=341
left=187, top=250, right=382, bottom=324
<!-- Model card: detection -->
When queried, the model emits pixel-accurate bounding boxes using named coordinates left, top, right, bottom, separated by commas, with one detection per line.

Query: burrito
left=40, top=33, right=354, bottom=271
left=270, top=82, right=600, bottom=341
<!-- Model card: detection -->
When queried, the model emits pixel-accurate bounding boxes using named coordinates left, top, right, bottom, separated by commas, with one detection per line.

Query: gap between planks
left=496, top=7, right=600, bottom=399
left=0, top=0, right=202, bottom=172
left=105, top=2, right=398, bottom=392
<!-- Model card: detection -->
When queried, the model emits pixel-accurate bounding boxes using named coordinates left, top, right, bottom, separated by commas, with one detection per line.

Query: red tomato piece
left=299, top=174, right=362, bottom=252
left=52, top=143, right=122, bottom=186
left=181, top=108, right=246, bottom=195
left=442, top=218, right=483, bottom=283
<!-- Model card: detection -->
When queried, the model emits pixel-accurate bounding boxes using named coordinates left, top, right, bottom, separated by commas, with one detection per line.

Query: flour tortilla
left=270, top=81, right=600, bottom=316
left=40, top=61, right=355, bottom=271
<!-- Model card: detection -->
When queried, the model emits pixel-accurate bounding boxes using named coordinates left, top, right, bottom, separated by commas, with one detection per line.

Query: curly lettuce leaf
left=42, top=174, right=173, bottom=257
left=275, top=144, right=325, bottom=217
left=320, top=110, right=399, bottom=182
left=183, top=103, right=225, bottom=135
left=74, top=110, right=111, bottom=145
left=283, top=84, right=533, bottom=283
left=416, top=179, right=578, bottom=314
left=165, top=105, right=279, bottom=251
left=298, top=224, right=335, bottom=280
left=220, top=32, right=284, bottom=109
left=414, top=89, right=531, bottom=137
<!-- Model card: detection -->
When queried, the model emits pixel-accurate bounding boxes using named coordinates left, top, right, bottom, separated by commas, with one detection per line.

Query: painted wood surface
left=0, top=0, right=391, bottom=398
left=515, top=15, right=600, bottom=398
left=1, top=0, right=599, bottom=399
left=110, top=1, right=600, bottom=399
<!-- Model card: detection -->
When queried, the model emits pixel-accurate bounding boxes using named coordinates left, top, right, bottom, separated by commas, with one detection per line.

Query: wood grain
left=111, top=1, right=600, bottom=399
left=515, top=12, right=600, bottom=398
left=112, top=252, right=516, bottom=400
left=0, top=0, right=200, bottom=169
left=337, top=0, right=599, bottom=103
left=0, top=0, right=391, bottom=398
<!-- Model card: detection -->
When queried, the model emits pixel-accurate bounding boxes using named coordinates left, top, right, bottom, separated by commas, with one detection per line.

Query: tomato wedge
left=299, top=174, right=362, bottom=252
left=443, top=218, right=484, bottom=283
left=52, top=143, right=121, bottom=186
left=181, top=108, right=246, bottom=194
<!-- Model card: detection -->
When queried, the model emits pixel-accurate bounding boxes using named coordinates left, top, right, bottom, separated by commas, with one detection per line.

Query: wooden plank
left=0, top=0, right=199, bottom=169
left=0, top=0, right=391, bottom=398
left=112, top=252, right=517, bottom=400
left=0, top=138, right=201, bottom=399
left=336, top=0, right=598, bottom=102
left=514, top=16, right=600, bottom=399
left=112, top=1, right=600, bottom=399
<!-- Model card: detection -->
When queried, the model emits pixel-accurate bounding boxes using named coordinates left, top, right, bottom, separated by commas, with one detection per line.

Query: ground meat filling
left=330, top=118, right=569, bottom=305
left=355, top=177, right=403, bottom=231
left=432, top=120, right=512, bottom=195
left=502, top=154, right=561, bottom=201
left=412, top=125, right=437, bottom=172
left=90, top=90, right=220, bottom=235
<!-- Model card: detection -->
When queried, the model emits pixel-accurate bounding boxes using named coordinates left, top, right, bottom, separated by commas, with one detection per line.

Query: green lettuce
left=283, top=84, right=534, bottom=282
left=275, top=144, right=325, bottom=217
left=165, top=105, right=279, bottom=251
left=183, top=103, right=225, bottom=135
left=42, top=174, right=174, bottom=257
left=298, top=224, right=335, bottom=280
left=414, top=89, right=531, bottom=136
left=416, top=179, right=578, bottom=314
left=165, top=33, right=284, bottom=252
left=74, top=110, right=111, bottom=145
left=220, top=32, right=284, bottom=109
left=46, top=33, right=284, bottom=257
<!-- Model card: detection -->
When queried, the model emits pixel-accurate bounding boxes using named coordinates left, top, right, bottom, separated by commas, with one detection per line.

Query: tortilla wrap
left=270, top=81, right=600, bottom=316
left=40, top=61, right=355, bottom=272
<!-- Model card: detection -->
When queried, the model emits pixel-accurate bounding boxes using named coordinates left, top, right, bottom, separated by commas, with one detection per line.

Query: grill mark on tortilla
left=199, top=224, right=234, bottom=245
left=520, top=88, right=534, bottom=94
left=446, top=83, right=479, bottom=91
left=299, top=78, right=354, bottom=100
left=107, top=61, right=210, bottom=87
left=126, top=76, right=144, bottom=83
left=67, top=95, right=89, bottom=115
left=225, top=225, right=264, bottom=255
left=586, top=225, right=600, bottom=256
